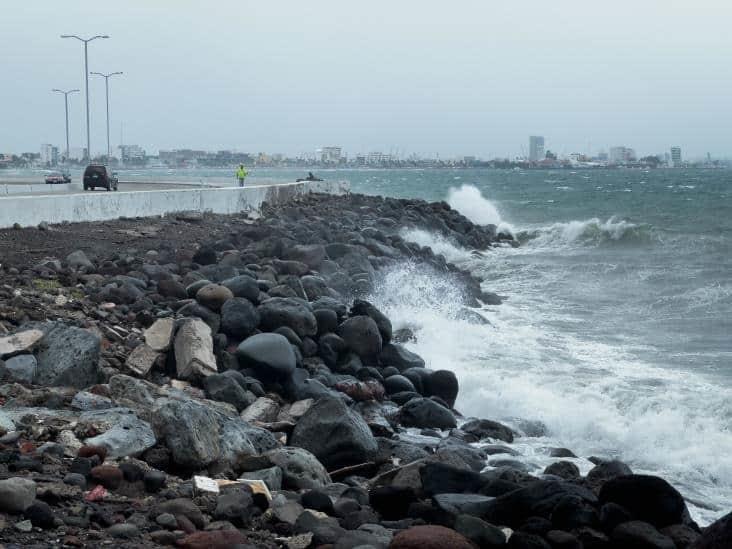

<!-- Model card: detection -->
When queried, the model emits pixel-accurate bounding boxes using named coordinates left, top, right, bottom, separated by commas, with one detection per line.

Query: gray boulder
left=290, top=396, right=378, bottom=469
left=257, top=298, right=317, bottom=338
left=266, top=447, right=332, bottom=490
left=203, top=373, right=256, bottom=411
left=236, top=333, right=296, bottom=379
left=66, top=250, right=94, bottom=270
left=33, top=322, right=100, bottom=388
left=220, top=298, right=260, bottom=339
left=239, top=466, right=283, bottom=491
left=152, top=399, right=221, bottom=468
left=0, top=478, right=36, bottom=513
left=300, top=275, right=330, bottom=301
left=71, top=391, right=114, bottom=411
left=84, top=413, right=156, bottom=458
left=0, top=410, right=16, bottom=433
left=1, top=354, right=37, bottom=383
left=338, top=316, right=383, bottom=358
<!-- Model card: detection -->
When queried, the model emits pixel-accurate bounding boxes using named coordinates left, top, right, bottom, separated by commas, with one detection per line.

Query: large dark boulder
left=586, top=459, right=633, bottom=489
left=258, top=298, right=317, bottom=338
left=220, top=298, right=260, bottom=339
left=369, top=486, right=418, bottom=520
left=689, top=511, right=732, bottom=548
left=454, top=514, right=507, bottom=547
left=426, top=369, right=459, bottom=407
left=350, top=299, right=392, bottom=343
left=544, top=461, right=580, bottom=480
left=599, top=475, right=689, bottom=529
left=192, top=246, right=217, bottom=265
left=213, top=486, right=254, bottom=527
left=290, top=396, right=377, bottom=469
left=400, top=397, right=457, bottom=430
left=384, top=374, right=416, bottom=394
left=461, top=418, right=515, bottom=443
left=221, top=275, right=261, bottom=303
left=318, top=333, right=346, bottom=368
left=314, top=308, right=338, bottom=336
left=507, top=532, right=552, bottom=548
left=550, top=495, right=600, bottom=530
left=282, top=244, right=327, bottom=270
left=420, top=462, right=485, bottom=495
left=338, top=316, right=383, bottom=358
left=32, top=322, right=101, bottom=388
left=236, top=333, right=296, bottom=379
left=611, top=521, right=675, bottom=549
left=483, top=480, right=598, bottom=528
left=380, top=343, right=425, bottom=371
left=300, top=275, right=330, bottom=301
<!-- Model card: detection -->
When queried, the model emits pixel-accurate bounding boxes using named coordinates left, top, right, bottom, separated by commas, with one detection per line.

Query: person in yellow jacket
left=236, top=164, right=248, bottom=187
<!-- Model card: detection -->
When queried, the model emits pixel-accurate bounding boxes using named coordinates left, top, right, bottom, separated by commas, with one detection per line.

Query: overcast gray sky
left=1, top=0, right=730, bottom=158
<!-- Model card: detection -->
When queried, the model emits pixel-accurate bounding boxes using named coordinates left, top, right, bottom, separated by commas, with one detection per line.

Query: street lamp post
left=51, top=88, right=80, bottom=162
left=60, top=34, right=109, bottom=161
left=91, top=71, right=123, bottom=160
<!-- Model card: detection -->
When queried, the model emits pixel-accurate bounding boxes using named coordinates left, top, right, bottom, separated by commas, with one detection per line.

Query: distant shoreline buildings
left=0, top=139, right=726, bottom=170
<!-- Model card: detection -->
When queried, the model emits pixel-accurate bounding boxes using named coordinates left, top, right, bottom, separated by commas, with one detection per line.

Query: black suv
left=83, top=164, right=118, bottom=191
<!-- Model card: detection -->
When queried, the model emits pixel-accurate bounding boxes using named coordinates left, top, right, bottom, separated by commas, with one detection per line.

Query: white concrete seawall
left=0, top=183, right=75, bottom=195
left=0, top=180, right=348, bottom=228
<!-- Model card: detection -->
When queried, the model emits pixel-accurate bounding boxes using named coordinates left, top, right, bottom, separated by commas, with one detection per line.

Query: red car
left=45, top=171, right=70, bottom=184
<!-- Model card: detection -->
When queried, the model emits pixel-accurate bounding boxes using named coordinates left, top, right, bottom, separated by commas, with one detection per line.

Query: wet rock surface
left=0, top=192, right=714, bottom=547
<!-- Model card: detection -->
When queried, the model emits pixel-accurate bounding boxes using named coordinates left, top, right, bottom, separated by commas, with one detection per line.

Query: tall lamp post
left=91, top=71, right=123, bottom=160
left=60, top=34, right=109, bottom=161
left=51, top=88, right=80, bottom=162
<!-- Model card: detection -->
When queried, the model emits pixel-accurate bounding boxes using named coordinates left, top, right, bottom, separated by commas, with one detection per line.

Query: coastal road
left=0, top=180, right=233, bottom=197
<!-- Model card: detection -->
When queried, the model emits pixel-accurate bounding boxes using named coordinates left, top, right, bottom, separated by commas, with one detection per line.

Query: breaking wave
left=447, top=184, right=515, bottom=235
left=518, top=217, right=655, bottom=248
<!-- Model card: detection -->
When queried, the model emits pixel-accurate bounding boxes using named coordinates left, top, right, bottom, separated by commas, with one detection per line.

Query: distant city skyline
left=1, top=1, right=731, bottom=158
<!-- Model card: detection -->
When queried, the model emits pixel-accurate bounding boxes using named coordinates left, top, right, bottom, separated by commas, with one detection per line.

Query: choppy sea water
left=349, top=168, right=731, bottom=525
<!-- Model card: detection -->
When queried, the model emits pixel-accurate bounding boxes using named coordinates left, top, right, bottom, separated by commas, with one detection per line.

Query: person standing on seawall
left=236, top=164, right=248, bottom=187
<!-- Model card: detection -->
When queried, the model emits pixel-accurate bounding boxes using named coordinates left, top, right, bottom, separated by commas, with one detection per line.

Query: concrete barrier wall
left=0, top=183, right=73, bottom=195
left=0, top=180, right=348, bottom=228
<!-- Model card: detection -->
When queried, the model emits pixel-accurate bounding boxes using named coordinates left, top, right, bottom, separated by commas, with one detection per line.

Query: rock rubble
left=0, top=192, right=726, bottom=548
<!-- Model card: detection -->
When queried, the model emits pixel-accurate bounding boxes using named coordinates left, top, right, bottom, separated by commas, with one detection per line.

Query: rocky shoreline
left=0, top=192, right=728, bottom=548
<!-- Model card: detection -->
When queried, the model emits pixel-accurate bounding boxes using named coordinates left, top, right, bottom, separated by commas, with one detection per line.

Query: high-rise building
left=609, top=146, right=636, bottom=164
left=40, top=144, right=59, bottom=166
left=529, top=136, right=545, bottom=162
left=319, top=146, right=342, bottom=164
left=670, top=146, right=682, bottom=167
left=118, top=144, right=146, bottom=163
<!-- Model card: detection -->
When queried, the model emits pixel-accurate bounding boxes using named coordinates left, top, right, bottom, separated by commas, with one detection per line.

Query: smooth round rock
left=195, top=284, right=234, bottom=312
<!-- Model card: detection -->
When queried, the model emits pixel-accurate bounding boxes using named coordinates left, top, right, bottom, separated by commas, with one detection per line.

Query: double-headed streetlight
left=91, top=71, right=123, bottom=160
left=51, top=88, right=80, bottom=162
left=60, top=34, right=109, bottom=161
